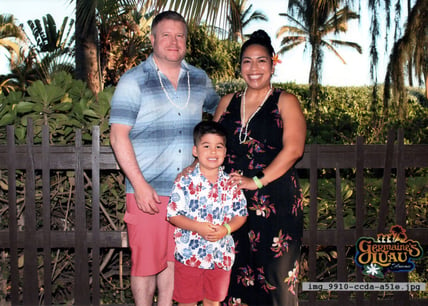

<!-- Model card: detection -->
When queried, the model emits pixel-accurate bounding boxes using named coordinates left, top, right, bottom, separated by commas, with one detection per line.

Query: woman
left=213, top=30, right=306, bottom=306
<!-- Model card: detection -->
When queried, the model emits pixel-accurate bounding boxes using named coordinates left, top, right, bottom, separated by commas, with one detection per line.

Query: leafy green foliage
left=186, top=23, right=241, bottom=81
left=0, top=71, right=113, bottom=144
left=0, top=75, right=427, bottom=303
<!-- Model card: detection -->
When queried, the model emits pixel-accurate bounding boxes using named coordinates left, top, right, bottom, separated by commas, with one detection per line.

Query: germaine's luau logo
left=355, top=225, right=423, bottom=278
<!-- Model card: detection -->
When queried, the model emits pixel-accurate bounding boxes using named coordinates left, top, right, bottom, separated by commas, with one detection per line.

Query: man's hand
left=134, top=183, right=161, bottom=214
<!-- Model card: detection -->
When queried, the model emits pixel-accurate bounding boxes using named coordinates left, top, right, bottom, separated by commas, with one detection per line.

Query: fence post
left=42, top=125, right=52, bottom=305
left=377, top=129, right=395, bottom=233
left=394, top=128, right=409, bottom=303
left=92, top=126, right=101, bottom=304
left=308, top=144, right=318, bottom=303
left=23, top=122, right=38, bottom=305
left=7, top=125, right=19, bottom=305
left=74, top=129, right=90, bottom=304
left=335, top=165, right=348, bottom=303
left=355, top=135, right=365, bottom=304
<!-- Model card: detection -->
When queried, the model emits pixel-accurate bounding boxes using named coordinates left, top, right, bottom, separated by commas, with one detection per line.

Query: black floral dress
left=218, top=89, right=303, bottom=306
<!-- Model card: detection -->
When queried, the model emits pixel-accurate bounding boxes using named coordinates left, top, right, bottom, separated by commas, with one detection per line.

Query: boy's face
left=192, top=133, right=226, bottom=172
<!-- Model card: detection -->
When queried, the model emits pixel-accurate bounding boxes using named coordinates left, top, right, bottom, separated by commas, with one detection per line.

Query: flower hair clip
left=272, top=54, right=282, bottom=66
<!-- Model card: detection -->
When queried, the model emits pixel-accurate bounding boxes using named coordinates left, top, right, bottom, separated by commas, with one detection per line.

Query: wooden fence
left=0, top=125, right=427, bottom=306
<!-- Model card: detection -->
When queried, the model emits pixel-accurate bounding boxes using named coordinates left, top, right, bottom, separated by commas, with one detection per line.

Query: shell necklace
left=239, top=87, right=272, bottom=144
left=154, top=60, right=190, bottom=110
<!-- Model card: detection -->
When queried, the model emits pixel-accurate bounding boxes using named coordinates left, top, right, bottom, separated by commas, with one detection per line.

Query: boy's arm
left=169, top=215, right=216, bottom=240
left=206, top=215, right=247, bottom=242
left=226, top=215, right=247, bottom=234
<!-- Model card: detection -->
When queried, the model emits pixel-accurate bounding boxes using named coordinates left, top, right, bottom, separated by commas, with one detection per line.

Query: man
left=109, top=11, right=219, bottom=306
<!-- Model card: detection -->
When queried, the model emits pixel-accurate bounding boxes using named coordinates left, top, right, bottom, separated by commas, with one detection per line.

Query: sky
left=0, top=0, right=396, bottom=86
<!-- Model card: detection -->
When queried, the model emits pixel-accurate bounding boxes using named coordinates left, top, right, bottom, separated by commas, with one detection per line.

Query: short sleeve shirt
left=109, top=54, right=219, bottom=195
left=167, top=164, right=248, bottom=271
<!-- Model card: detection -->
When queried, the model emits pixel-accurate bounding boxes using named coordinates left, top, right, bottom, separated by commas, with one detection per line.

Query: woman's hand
left=175, top=161, right=197, bottom=181
left=229, top=171, right=258, bottom=190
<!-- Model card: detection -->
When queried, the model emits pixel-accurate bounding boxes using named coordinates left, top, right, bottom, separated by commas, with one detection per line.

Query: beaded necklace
left=154, top=60, right=190, bottom=110
left=239, top=87, right=272, bottom=144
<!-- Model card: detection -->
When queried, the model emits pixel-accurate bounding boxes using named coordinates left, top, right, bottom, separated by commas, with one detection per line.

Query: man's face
left=150, top=19, right=187, bottom=65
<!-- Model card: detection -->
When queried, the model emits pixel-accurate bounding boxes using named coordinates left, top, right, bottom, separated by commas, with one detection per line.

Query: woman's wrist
left=252, top=176, right=263, bottom=189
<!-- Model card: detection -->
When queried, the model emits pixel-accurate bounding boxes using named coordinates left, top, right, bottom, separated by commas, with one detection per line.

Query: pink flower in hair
left=272, top=54, right=282, bottom=66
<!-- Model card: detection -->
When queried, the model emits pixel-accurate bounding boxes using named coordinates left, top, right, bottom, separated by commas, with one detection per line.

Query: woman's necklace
left=155, top=61, right=190, bottom=110
left=239, top=87, right=272, bottom=144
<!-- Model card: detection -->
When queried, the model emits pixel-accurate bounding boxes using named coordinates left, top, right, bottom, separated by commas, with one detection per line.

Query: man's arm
left=110, top=123, right=160, bottom=214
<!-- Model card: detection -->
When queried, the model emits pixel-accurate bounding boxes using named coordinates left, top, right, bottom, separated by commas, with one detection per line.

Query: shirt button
left=178, top=149, right=182, bottom=153
left=178, top=112, right=181, bottom=116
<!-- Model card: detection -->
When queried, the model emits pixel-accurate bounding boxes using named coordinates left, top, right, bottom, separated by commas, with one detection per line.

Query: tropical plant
left=0, top=71, right=112, bottom=144
left=72, top=0, right=245, bottom=94
left=97, top=1, right=153, bottom=87
left=227, top=0, right=268, bottom=42
left=1, top=48, right=40, bottom=93
left=276, top=0, right=362, bottom=108
left=0, top=14, right=25, bottom=66
left=186, top=23, right=241, bottom=80
left=26, top=14, right=75, bottom=83
left=383, top=0, right=428, bottom=119
left=0, top=14, right=26, bottom=94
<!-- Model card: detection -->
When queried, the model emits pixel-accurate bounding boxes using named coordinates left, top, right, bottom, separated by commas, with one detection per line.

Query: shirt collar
left=194, top=163, right=225, bottom=183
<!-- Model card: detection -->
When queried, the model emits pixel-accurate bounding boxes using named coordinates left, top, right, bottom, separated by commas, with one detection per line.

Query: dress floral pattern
left=218, top=89, right=303, bottom=306
left=167, top=164, right=247, bottom=271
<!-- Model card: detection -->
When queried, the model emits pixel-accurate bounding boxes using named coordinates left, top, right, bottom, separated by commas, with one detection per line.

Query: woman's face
left=240, top=44, right=273, bottom=90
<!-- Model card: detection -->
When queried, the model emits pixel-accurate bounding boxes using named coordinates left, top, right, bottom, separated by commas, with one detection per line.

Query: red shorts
left=173, top=260, right=231, bottom=303
left=124, top=194, right=175, bottom=276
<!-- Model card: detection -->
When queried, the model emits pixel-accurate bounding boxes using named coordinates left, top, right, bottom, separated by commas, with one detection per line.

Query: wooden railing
left=0, top=125, right=427, bottom=305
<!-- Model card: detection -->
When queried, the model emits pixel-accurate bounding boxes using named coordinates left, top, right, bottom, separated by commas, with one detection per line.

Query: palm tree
left=72, top=0, right=238, bottom=94
left=0, top=14, right=25, bottom=66
left=384, top=0, right=428, bottom=118
left=97, top=1, right=153, bottom=87
left=228, top=0, right=268, bottom=42
left=26, top=14, right=75, bottom=83
left=0, top=14, right=26, bottom=93
left=276, top=0, right=362, bottom=108
left=74, top=0, right=100, bottom=95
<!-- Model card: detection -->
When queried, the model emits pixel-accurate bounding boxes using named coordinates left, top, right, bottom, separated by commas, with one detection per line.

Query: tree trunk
left=75, top=0, right=102, bottom=95
left=425, top=73, right=428, bottom=99
left=309, top=42, right=320, bottom=110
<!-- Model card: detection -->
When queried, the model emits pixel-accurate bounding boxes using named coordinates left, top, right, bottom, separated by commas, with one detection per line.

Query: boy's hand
left=205, top=224, right=227, bottom=242
left=197, top=222, right=217, bottom=240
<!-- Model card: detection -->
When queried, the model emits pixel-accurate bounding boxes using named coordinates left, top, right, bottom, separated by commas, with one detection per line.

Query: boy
left=167, top=121, right=248, bottom=306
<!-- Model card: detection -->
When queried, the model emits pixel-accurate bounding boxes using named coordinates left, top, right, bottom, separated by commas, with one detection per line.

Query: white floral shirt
left=167, top=164, right=247, bottom=271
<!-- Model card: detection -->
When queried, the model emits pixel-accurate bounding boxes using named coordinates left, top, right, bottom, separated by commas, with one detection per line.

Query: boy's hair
left=151, top=10, right=187, bottom=36
left=193, top=121, right=227, bottom=145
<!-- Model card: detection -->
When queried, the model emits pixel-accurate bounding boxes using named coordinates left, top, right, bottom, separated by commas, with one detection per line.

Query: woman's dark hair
left=240, top=29, right=275, bottom=63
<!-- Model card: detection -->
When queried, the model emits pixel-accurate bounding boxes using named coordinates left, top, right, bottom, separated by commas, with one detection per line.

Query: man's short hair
left=151, top=10, right=187, bottom=36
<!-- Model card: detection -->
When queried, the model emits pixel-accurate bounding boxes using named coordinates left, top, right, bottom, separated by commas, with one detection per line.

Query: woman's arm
left=258, top=92, right=306, bottom=187
left=213, top=93, right=234, bottom=122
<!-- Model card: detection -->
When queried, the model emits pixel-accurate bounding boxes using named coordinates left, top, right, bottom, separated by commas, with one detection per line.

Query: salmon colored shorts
left=124, top=194, right=175, bottom=276
left=173, top=260, right=231, bottom=303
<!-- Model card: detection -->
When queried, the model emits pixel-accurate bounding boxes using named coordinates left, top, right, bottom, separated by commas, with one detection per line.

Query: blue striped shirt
left=109, top=54, right=219, bottom=195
